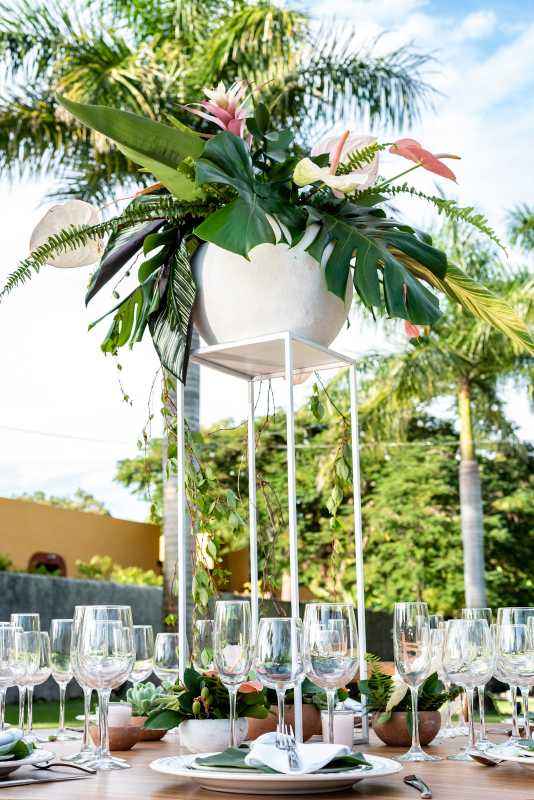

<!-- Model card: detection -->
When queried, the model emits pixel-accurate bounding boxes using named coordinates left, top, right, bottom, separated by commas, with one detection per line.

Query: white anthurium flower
left=293, top=157, right=369, bottom=195
left=312, top=132, right=380, bottom=191
left=30, top=199, right=103, bottom=268
left=385, top=675, right=409, bottom=713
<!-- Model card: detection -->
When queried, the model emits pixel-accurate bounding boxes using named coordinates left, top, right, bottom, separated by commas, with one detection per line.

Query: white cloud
left=453, top=10, right=497, bottom=41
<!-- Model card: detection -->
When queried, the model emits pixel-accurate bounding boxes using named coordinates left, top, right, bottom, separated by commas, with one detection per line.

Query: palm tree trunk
left=163, top=331, right=200, bottom=632
left=458, top=378, right=487, bottom=607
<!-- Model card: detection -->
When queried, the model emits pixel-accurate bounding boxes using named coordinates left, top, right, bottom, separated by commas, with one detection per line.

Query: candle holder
left=321, top=710, right=355, bottom=749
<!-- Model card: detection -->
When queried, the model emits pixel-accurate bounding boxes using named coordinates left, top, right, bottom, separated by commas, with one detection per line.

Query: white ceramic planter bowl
left=178, top=718, right=248, bottom=754
left=192, top=225, right=353, bottom=346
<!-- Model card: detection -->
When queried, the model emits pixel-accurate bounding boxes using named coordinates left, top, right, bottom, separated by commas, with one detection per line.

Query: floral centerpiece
left=3, top=79, right=532, bottom=383
left=144, top=667, right=269, bottom=753
left=126, top=681, right=167, bottom=741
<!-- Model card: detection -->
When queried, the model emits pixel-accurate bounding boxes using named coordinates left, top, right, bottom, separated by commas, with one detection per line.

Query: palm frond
left=507, top=204, right=534, bottom=252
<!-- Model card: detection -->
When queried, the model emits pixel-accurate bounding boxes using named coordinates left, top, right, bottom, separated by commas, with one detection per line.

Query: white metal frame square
left=177, top=331, right=368, bottom=743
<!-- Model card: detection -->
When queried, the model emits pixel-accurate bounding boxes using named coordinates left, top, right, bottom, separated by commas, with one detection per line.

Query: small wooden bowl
left=131, top=716, right=167, bottom=741
left=89, top=724, right=141, bottom=751
left=372, top=711, right=441, bottom=746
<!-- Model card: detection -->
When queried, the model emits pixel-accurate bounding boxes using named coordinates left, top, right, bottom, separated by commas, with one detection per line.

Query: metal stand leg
left=247, top=380, right=259, bottom=643
left=284, top=334, right=303, bottom=742
left=349, top=364, right=368, bottom=743
left=177, top=382, right=188, bottom=680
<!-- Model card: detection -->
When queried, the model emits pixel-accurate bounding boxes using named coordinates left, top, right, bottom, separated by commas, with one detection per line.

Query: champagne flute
left=428, top=614, right=444, bottom=630
left=131, top=626, right=154, bottom=685
left=0, top=627, right=20, bottom=731
left=214, top=600, right=253, bottom=747
left=66, top=646, right=95, bottom=765
left=442, top=619, right=493, bottom=761
left=153, top=633, right=180, bottom=684
left=394, top=602, right=439, bottom=762
left=192, top=620, right=215, bottom=674
left=497, top=623, right=534, bottom=740
left=303, top=603, right=358, bottom=745
left=429, top=626, right=456, bottom=739
left=497, top=608, right=534, bottom=738
left=26, top=633, right=51, bottom=742
left=462, top=608, right=493, bottom=750
left=50, top=619, right=79, bottom=740
left=10, top=614, right=40, bottom=731
left=491, top=623, right=520, bottom=744
left=254, top=617, right=303, bottom=746
left=74, top=605, right=134, bottom=771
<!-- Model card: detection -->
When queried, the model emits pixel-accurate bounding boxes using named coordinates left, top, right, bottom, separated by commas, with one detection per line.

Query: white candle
left=321, top=710, right=354, bottom=748
left=108, top=703, right=132, bottom=726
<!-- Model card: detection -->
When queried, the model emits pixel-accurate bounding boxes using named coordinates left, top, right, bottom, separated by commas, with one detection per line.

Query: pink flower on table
left=239, top=680, right=263, bottom=693
left=389, top=139, right=460, bottom=182
left=185, top=80, right=250, bottom=138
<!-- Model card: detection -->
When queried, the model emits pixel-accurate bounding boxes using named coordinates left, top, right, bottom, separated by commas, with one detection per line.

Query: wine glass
left=66, top=646, right=96, bottom=765
left=462, top=608, right=493, bottom=750
left=131, top=626, right=154, bottom=685
left=394, top=602, right=439, bottom=762
left=428, top=614, right=444, bottom=630
left=25, top=633, right=51, bottom=742
left=254, top=617, right=304, bottom=746
left=10, top=614, right=39, bottom=729
left=442, top=619, right=493, bottom=761
left=491, top=623, right=520, bottom=745
left=429, top=626, right=456, bottom=739
left=0, top=627, right=20, bottom=731
left=74, top=605, right=134, bottom=771
left=192, top=620, right=215, bottom=674
left=497, top=623, right=534, bottom=740
left=497, top=608, right=534, bottom=737
left=214, top=600, right=253, bottom=747
left=50, top=619, right=79, bottom=740
left=303, top=603, right=358, bottom=745
left=153, top=633, right=180, bottom=684
left=10, top=630, right=40, bottom=734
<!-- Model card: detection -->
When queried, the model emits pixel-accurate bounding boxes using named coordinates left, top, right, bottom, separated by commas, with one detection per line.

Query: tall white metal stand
left=176, top=332, right=368, bottom=743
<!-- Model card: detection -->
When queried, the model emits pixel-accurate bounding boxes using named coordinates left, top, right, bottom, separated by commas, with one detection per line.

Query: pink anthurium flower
left=311, top=131, right=380, bottom=190
left=389, top=139, right=460, bottom=182
left=239, top=679, right=263, bottom=693
left=186, top=80, right=250, bottom=138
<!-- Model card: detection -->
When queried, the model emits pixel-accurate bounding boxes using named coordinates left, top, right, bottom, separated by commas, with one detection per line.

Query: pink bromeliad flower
left=185, top=81, right=249, bottom=138
left=389, top=138, right=460, bottom=182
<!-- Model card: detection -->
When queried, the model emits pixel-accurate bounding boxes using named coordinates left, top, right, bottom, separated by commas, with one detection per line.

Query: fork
left=282, top=724, right=301, bottom=772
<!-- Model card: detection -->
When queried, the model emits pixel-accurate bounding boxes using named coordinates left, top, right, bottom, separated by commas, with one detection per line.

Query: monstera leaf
left=194, top=132, right=306, bottom=257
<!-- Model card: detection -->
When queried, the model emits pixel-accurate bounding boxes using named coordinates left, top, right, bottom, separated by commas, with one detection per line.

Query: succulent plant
left=126, top=682, right=164, bottom=717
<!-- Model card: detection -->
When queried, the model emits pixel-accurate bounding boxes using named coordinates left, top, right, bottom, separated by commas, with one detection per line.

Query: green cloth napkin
left=192, top=746, right=372, bottom=774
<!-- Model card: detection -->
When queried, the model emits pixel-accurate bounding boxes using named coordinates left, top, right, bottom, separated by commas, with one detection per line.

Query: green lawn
left=5, top=699, right=88, bottom=729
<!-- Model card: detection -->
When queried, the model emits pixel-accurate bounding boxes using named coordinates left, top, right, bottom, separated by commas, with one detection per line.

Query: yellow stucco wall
left=0, top=497, right=160, bottom=578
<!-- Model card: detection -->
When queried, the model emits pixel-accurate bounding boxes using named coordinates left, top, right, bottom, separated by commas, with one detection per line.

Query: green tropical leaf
left=149, top=238, right=197, bottom=382
left=144, top=709, right=182, bottom=730
left=195, top=197, right=275, bottom=257
left=58, top=95, right=204, bottom=199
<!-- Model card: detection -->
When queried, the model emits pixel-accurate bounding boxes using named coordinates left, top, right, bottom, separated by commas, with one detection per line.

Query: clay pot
left=89, top=724, right=140, bottom=751
left=247, top=705, right=322, bottom=742
left=130, top=716, right=167, bottom=742
left=372, top=711, right=441, bottom=747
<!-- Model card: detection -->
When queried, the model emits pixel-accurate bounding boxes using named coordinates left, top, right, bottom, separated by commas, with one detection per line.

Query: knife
left=404, top=773, right=432, bottom=798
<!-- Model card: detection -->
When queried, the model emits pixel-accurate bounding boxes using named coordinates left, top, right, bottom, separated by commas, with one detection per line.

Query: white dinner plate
left=150, top=752, right=402, bottom=795
left=0, top=749, right=55, bottom=778
left=486, top=744, right=534, bottom=770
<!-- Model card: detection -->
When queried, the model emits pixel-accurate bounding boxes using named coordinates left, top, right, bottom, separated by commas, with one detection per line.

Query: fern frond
left=336, top=142, right=388, bottom=175
left=382, top=183, right=505, bottom=251
left=0, top=196, right=210, bottom=299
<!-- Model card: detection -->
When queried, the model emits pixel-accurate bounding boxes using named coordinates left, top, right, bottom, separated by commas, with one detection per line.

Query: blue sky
left=0, top=0, right=532, bottom=520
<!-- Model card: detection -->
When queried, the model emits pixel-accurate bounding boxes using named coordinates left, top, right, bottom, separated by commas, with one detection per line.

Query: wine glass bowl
left=50, top=619, right=78, bottom=741
left=131, top=625, right=154, bottom=685
left=192, top=620, right=214, bottom=674
left=153, top=633, right=180, bottom=684
left=214, top=600, right=253, bottom=747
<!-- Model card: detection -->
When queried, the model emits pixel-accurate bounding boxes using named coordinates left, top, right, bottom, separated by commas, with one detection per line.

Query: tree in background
left=0, top=0, right=434, bottom=199
left=13, top=488, right=111, bottom=515
left=508, top=205, right=534, bottom=253
left=360, top=223, right=533, bottom=606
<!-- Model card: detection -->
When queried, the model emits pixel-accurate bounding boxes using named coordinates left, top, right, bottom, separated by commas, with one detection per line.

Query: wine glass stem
left=443, top=680, right=451, bottom=729
left=326, top=688, right=336, bottom=744
left=82, top=687, right=92, bottom=751
left=466, top=687, right=476, bottom=750
left=477, top=685, right=486, bottom=741
left=58, top=683, right=66, bottom=734
left=98, top=688, right=112, bottom=760
left=511, top=685, right=520, bottom=738
left=18, top=686, right=25, bottom=730
left=26, top=686, right=34, bottom=736
left=0, top=689, right=5, bottom=731
left=410, top=686, right=421, bottom=752
left=228, top=686, right=238, bottom=748
left=521, top=687, right=530, bottom=739
left=276, top=688, right=285, bottom=741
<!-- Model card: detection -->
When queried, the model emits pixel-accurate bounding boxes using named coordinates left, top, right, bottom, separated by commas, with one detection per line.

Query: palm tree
left=0, top=0, right=434, bottom=200
left=508, top=204, right=534, bottom=252
left=0, top=0, right=435, bottom=629
left=360, top=223, right=533, bottom=606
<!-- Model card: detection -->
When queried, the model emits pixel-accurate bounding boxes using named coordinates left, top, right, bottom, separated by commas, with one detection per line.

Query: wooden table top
left=3, top=726, right=534, bottom=799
